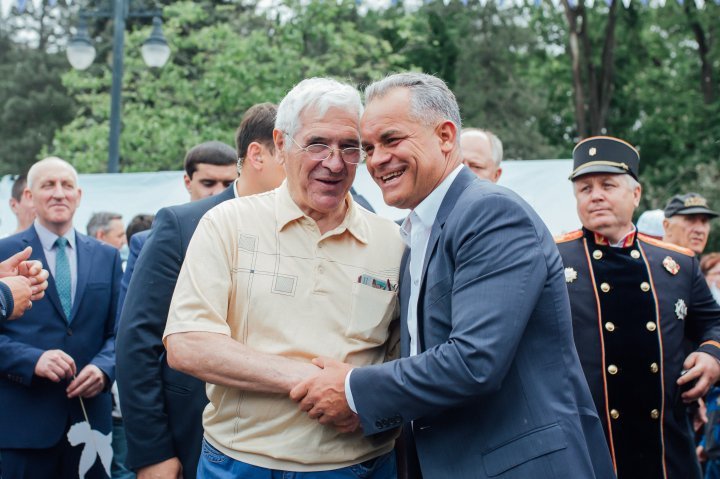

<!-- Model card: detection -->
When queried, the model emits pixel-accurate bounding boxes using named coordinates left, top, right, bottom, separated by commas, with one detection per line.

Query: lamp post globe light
left=66, top=1, right=170, bottom=173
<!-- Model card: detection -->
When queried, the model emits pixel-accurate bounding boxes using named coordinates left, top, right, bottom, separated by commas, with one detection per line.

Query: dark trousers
left=1, top=439, right=109, bottom=479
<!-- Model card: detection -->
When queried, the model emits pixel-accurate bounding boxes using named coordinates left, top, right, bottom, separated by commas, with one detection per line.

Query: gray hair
left=275, top=77, right=363, bottom=149
left=27, top=157, right=80, bottom=189
left=364, top=72, right=462, bottom=143
left=87, top=212, right=122, bottom=237
left=461, top=128, right=504, bottom=166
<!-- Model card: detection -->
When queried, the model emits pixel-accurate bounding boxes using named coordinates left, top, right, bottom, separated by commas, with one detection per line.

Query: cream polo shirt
left=164, top=181, right=405, bottom=471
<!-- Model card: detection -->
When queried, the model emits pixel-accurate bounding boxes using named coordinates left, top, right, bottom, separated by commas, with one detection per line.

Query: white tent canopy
left=0, top=160, right=580, bottom=238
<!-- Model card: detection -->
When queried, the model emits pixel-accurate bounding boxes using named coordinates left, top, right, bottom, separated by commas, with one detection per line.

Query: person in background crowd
left=663, top=193, right=718, bottom=256
left=87, top=212, right=127, bottom=251
left=460, top=128, right=503, bottom=182
left=291, top=72, right=613, bottom=479
left=0, top=157, right=121, bottom=478
left=164, top=78, right=403, bottom=478
left=182, top=141, right=238, bottom=201
left=637, top=209, right=665, bottom=239
left=125, top=215, right=154, bottom=242
left=702, top=254, right=720, bottom=305
left=117, top=104, right=286, bottom=479
left=556, top=136, right=720, bottom=479
left=8, top=175, right=35, bottom=234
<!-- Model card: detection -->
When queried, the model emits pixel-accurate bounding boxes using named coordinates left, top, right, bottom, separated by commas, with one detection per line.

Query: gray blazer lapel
left=416, top=168, right=477, bottom=351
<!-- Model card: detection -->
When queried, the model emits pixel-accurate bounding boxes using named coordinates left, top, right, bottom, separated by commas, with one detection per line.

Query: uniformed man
left=662, top=193, right=718, bottom=256
left=555, top=135, right=720, bottom=479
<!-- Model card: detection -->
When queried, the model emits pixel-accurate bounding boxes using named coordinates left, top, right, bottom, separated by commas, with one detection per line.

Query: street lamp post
left=67, top=0, right=170, bottom=173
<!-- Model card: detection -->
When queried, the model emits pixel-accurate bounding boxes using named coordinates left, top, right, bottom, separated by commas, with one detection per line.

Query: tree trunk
left=684, top=2, right=714, bottom=104
left=563, top=0, right=588, bottom=139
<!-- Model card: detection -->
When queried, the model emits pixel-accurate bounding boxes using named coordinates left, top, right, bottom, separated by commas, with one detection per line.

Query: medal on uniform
left=564, top=267, right=578, bottom=283
left=675, top=299, right=687, bottom=320
left=663, top=256, right=680, bottom=275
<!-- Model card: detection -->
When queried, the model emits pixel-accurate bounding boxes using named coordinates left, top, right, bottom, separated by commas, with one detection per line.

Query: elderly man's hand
left=289, top=357, right=358, bottom=432
left=678, top=351, right=720, bottom=402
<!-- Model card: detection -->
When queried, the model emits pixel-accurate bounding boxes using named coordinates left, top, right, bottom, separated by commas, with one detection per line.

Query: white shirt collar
left=34, top=219, right=76, bottom=252
left=400, top=164, right=464, bottom=246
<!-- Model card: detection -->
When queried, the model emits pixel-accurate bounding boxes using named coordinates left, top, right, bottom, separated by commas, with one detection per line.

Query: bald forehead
left=28, top=158, right=79, bottom=188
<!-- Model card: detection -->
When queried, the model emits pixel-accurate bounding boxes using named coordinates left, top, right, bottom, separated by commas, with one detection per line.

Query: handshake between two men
left=291, top=357, right=359, bottom=434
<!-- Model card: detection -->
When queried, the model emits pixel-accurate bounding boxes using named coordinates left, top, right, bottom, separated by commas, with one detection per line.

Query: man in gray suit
left=292, top=73, right=615, bottom=478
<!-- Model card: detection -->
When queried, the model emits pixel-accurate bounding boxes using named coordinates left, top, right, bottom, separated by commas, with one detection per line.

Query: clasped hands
left=0, top=246, right=49, bottom=319
left=290, top=357, right=360, bottom=433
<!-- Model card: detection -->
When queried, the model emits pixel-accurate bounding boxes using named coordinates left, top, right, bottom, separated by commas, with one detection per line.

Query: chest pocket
left=346, top=282, right=398, bottom=345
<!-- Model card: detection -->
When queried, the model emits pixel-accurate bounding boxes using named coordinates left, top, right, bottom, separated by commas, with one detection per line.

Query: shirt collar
left=34, top=219, right=76, bottom=252
left=592, top=225, right=637, bottom=248
left=275, top=180, right=368, bottom=244
left=400, top=164, right=464, bottom=245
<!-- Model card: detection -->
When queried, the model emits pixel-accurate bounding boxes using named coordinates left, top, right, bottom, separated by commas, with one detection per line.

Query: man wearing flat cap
left=663, top=193, right=718, bottom=256
left=556, top=135, right=720, bottom=479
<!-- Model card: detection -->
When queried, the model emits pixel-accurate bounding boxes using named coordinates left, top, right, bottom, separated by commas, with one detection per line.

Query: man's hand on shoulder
left=66, top=364, right=107, bottom=398
left=290, top=357, right=359, bottom=432
left=35, top=349, right=76, bottom=382
left=137, top=457, right=183, bottom=479
left=678, top=351, right=720, bottom=402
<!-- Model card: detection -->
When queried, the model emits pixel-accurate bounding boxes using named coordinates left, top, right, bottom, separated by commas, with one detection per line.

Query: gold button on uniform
left=610, top=409, right=620, bottom=420
left=650, top=409, right=660, bottom=420
left=593, top=250, right=603, bottom=260
left=608, top=364, right=618, bottom=375
left=600, top=283, right=611, bottom=293
left=605, top=322, right=615, bottom=332
left=650, top=362, right=659, bottom=373
left=646, top=322, right=657, bottom=332
left=631, top=250, right=641, bottom=259
left=641, top=282, right=650, bottom=292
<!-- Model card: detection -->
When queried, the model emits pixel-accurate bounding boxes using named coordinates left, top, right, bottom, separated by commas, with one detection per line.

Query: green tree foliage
left=0, top=33, right=76, bottom=175
left=0, top=0, right=76, bottom=175
left=49, top=0, right=406, bottom=172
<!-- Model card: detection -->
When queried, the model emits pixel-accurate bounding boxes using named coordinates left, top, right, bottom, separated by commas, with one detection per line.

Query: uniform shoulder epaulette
left=554, top=230, right=583, bottom=244
left=637, top=233, right=695, bottom=257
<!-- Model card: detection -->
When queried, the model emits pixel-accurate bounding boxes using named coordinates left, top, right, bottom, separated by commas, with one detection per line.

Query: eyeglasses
left=286, top=134, right=366, bottom=165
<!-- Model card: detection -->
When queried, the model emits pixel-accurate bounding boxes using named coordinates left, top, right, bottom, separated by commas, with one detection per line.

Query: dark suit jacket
left=116, top=229, right=150, bottom=322
left=116, top=186, right=235, bottom=476
left=351, top=169, right=615, bottom=478
left=0, top=225, right=121, bottom=448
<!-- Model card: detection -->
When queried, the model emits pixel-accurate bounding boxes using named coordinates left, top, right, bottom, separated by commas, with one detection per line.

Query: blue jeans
left=707, top=459, right=720, bottom=479
left=197, top=439, right=396, bottom=479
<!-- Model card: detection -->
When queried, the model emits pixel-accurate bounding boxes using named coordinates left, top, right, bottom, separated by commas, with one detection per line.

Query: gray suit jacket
left=351, top=168, right=615, bottom=478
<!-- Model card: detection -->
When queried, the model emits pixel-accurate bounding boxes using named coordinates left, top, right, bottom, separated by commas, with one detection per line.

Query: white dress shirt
left=345, top=164, right=464, bottom=412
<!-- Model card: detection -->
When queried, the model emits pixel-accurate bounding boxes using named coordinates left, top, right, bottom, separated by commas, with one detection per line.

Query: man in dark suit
left=0, top=157, right=122, bottom=478
left=292, top=72, right=615, bottom=478
left=556, top=136, right=720, bottom=478
left=116, top=103, right=286, bottom=479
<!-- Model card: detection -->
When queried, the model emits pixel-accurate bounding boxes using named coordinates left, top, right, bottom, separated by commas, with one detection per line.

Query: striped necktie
left=54, top=237, right=72, bottom=321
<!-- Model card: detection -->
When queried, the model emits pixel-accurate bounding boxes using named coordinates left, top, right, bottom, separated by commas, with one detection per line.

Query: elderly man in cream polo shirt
left=163, top=77, right=404, bottom=478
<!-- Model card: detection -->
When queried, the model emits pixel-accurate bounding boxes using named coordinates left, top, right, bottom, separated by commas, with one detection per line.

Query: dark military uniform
left=557, top=228, right=720, bottom=479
